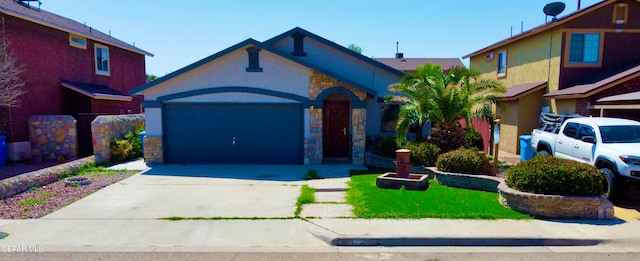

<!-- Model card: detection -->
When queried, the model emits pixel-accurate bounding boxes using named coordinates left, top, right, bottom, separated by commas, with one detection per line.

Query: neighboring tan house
left=0, top=0, right=152, bottom=161
left=463, top=0, right=640, bottom=154
left=130, top=27, right=411, bottom=165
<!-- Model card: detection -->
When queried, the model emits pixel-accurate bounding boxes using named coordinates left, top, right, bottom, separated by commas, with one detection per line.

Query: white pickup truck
left=531, top=116, right=640, bottom=200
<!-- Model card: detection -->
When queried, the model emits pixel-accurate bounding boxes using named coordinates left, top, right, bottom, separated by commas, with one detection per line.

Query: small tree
left=0, top=40, right=25, bottom=108
left=347, top=44, right=362, bottom=54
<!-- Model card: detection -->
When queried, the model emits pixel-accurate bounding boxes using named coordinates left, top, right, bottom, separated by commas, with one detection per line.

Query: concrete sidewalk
left=2, top=161, right=640, bottom=253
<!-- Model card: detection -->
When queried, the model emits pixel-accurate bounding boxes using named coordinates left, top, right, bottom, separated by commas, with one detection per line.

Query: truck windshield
left=599, top=125, right=640, bottom=143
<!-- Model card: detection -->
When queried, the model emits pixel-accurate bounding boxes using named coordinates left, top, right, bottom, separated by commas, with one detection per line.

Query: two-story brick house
left=463, top=0, right=640, bottom=154
left=0, top=0, right=152, bottom=161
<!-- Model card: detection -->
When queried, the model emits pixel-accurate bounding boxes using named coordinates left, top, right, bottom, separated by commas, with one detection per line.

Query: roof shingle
left=374, top=58, right=464, bottom=72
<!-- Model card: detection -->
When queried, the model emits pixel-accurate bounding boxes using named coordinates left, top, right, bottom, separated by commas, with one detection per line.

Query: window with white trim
left=95, top=44, right=110, bottom=76
left=69, top=34, right=86, bottom=49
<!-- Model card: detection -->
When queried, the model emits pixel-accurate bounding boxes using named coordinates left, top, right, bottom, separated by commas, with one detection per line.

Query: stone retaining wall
left=427, top=167, right=502, bottom=193
left=0, top=156, right=95, bottom=200
left=498, top=182, right=614, bottom=219
left=28, top=115, right=77, bottom=162
left=365, top=152, right=431, bottom=175
left=92, top=114, right=144, bottom=164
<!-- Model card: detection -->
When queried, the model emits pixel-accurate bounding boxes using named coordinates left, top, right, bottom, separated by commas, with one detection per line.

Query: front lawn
left=347, top=168, right=531, bottom=219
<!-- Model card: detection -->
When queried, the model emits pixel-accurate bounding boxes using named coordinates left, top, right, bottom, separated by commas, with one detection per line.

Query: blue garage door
left=163, top=103, right=303, bottom=164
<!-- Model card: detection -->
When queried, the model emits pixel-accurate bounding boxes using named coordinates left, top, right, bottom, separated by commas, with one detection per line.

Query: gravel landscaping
left=0, top=171, right=136, bottom=219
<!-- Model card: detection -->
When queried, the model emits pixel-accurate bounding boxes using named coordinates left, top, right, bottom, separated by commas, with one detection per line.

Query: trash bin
left=0, top=135, right=6, bottom=168
left=519, top=135, right=535, bottom=161
left=139, top=131, right=147, bottom=155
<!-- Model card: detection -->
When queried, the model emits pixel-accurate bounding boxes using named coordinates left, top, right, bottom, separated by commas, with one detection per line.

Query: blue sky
left=44, top=0, right=601, bottom=76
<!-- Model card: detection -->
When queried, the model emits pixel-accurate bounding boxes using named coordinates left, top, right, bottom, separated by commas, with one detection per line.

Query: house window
left=380, top=103, right=419, bottom=133
left=567, top=32, right=602, bottom=66
left=485, top=52, right=494, bottom=62
left=94, top=44, right=110, bottom=76
left=612, top=3, right=628, bottom=24
left=69, top=34, right=86, bottom=49
left=245, top=47, right=263, bottom=72
left=497, top=50, right=507, bottom=77
left=380, top=104, right=400, bottom=133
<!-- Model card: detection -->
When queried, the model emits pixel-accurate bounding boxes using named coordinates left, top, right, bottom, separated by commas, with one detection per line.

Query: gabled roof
left=597, top=91, right=640, bottom=103
left=499, top=81, right=547, bottom=101
left=463, top=0, right=623, bottom=59
left=0, top=0, right=152, bottom=56
left=374, top=58, right=464, bottom=72
left=264, top=27, right=405, bottom=77
left=545, top=62, right=640, bottom=99
left=129, top=38, right=379, bottom=96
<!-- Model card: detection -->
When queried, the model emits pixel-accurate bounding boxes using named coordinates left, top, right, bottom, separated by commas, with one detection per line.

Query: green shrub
left=375, top=137, right=398, bottom=158
left=403, top=142, right=440, bottom=167
left=111, top=139, right=133, bottom=162
left=436, top=148, right=492, bottom=175
left=428, top=122, right=465, bottom=153
left=464, top=127, right=484, bottom=151
left=124, top=130, right=142, bottom=158
left=506, top=156, right=604, bottom=196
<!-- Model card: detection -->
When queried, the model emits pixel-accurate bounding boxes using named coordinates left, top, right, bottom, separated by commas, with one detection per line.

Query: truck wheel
left=536, top=150, right=550, bottom=157
left=601, top=168, right=621, bottom=201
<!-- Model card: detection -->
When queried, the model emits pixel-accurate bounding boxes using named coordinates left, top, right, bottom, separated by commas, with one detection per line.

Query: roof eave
left=0, top=9, right=153, bottom=57
left=463, top=0, right=615, bottom=59
left=264, top=27, right=405, bottom=77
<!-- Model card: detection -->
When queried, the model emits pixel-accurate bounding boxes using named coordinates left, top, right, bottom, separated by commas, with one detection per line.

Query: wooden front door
left=323, top=101, right=350, bottom=158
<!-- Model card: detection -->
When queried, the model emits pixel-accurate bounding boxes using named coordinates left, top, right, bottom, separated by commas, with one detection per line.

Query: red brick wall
left=4, top=14, right=146, bottom=142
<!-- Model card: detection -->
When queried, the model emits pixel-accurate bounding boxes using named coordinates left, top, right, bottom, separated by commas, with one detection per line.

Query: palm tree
left=387, top=63, right=443, bottom=143
left=387, top=63, right=505, bottom=152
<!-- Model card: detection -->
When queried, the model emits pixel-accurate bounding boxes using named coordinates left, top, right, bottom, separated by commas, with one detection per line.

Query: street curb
left=310, top=227, right=605, bottom=247
left=327, top=236, right=605, bottom=247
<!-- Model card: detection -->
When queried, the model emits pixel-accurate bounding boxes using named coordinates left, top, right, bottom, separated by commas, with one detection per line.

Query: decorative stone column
left=305, top=108, right=323, bottom=164
left=144, top=136, right=164, bottom=164
left=352, top=108, right=366, bottom=165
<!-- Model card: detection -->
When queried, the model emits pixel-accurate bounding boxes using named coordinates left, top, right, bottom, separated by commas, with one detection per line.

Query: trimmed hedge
left=375, top=137, right=398, bottom=158
left=403, top=142, right=440, bottom=167
left=436, top=148, right=492, bottom=175
left=506, top=156, right=604, bottom=196
left=464, top=127, right=484, bottom=151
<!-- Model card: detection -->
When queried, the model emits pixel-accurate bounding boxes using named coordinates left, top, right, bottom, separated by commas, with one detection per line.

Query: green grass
left=19, top=198, right=46, bottom=206
left=347, top=170, right=531, bottom=219
left=294, top=185, right=316, bottom=218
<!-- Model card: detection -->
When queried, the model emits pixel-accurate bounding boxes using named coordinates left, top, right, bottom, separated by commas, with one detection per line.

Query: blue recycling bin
left=519, top=135, right=535, bottom=161
left=0, top=135, right=6, bottom=168
left=139, top=131, right=147, bottom=155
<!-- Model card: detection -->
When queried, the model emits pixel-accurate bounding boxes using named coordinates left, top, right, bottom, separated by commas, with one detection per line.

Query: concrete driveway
left=43, top=164, right=357, bottom=219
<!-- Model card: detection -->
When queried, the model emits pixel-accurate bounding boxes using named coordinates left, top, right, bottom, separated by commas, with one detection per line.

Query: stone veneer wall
left=144, top=136, right=163, bottom=165
left=498, top=182, right=614, bottom=219
left=0, top=156, right=94, bottom=200
left=352, top=109, right=366, bottom=165
left=306, top=109, right=323, bottom=164
left=309, top=71, right=368, bottom=165
left=428, top=167, right=502, bottom=193
left=92, top=114, right=144, bottom=165
left=365, top=152, right=431, bottom=174
left=28, top=115, right=77, bottom=162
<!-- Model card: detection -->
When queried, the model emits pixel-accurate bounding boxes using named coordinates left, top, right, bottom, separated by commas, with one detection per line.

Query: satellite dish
left=544, top=2, right=566, bottom=19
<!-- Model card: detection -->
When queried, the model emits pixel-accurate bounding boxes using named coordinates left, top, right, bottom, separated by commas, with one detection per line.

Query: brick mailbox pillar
left=393, top=149, right=411, bottom=178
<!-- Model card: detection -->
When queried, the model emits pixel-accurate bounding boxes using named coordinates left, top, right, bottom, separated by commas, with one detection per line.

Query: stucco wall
left=270, top=36, right=401, bottom=96
left=141, top=47, right=311, bottom=100
left=471, top=30, right=562, bottom=94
